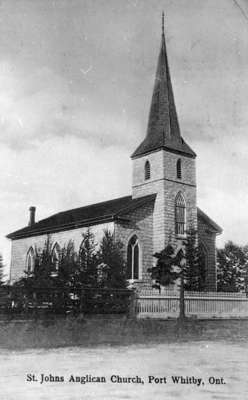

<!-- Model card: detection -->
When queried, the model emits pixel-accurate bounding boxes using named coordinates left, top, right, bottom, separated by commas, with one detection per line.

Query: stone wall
left=115, top=201, right=154, bottom=289
left=132, top=149, right=197, bottom=251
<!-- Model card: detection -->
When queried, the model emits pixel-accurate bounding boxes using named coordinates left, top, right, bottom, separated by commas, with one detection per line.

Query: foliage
left=149, top=243, right=186, bottom=319
left=97, top=230, right=127, bottom=289
left=0, top=253, right=5, bottom=286
left=56, top=240, right=80, bottom=288
left=148, top=230, right=208, bottom=321
left=148, top=229, right=206, bottom=292
left=217, top=241, right=247, bottom=292
left=150, top=244, right=179, bottom=289
left=14, top=237, right=55, bottom=290
left=12, top=229, right=130, bottom=314
left=184, top=229, right=206, bottom=291
left=77, top=228, right=98, bottom=288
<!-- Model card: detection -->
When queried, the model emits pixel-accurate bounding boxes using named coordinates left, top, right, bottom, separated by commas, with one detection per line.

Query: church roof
left=7, top=193, right=221, bottom=240
left=132, top=13, right=196, bottom=159
left=7, top=194, right=156, bottom=240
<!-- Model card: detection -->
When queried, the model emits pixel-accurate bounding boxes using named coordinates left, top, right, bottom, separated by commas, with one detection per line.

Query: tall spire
left=132, top=13, right=195, bottom=159
left=162, top=11, right=164, bottom=36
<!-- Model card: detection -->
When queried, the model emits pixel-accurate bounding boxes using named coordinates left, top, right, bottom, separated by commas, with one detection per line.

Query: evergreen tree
left=148, top=232, right=206, bottom=320
left=97, top=230, right=127, bottom=289
left=78, top=228, right=98, bottom=288
left=0, top=253, right=5, bottom=285
left=14, top=236, right=55, bottom=290
left=149, top=229, right=206, bottom=293
left=149, top=244, right=179, bottom=290
left=217, top=241, right=246, bottom=292
left=148, top=243, right=186, bottom=318
left=56, top=240, right=79, bottom=288
left=184, top=228, right=206, bottom=291
left=32, top=237, right=55, bottom=288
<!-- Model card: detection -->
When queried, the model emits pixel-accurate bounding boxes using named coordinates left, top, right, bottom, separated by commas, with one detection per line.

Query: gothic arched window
left=51, top=242, right=60, bottom=274
left=127, top=235, right=140, bottom=280
left=26, top=247, right=35, bottom=275
left=177, top=159, right=182, bottom=179
left=175, top=192, right=186, bottom=236
left=144, top=160, right=151, bottom=180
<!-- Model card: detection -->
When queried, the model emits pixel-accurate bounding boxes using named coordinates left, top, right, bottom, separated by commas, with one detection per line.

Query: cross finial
left=162, top=11, right=165, bottom=35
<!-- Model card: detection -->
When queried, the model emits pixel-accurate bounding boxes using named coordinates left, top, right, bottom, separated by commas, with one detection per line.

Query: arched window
left=144, top=160, right=151, bottom=180
left=26, top=247, right=35, bottom=275
left=51, top=242, right=60, bottom=274
left=127, top=235, right=140, bottom=280
left=177, top=159, right=182, bottom=179
left=175, top=192, right=186, bottom=236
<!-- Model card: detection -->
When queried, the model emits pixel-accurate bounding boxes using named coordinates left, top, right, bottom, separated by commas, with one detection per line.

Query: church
left=7, top=15, right=222, bottom=291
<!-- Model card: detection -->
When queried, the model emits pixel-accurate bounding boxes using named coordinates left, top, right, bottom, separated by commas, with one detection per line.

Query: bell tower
left=131, top=13, right=197, bottom=251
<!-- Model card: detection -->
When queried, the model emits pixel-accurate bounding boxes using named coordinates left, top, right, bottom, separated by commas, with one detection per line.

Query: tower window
left=175, top=192, right=186, bottom=236
left=177, top=159, right=182, bottom=179
left=145, top=160, right=151, bottom=180
left=127, top=235, right=140, bottom=280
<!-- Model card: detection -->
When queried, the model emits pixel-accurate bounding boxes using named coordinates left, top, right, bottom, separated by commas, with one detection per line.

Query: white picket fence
left=136, top=289, right=248, bottom=319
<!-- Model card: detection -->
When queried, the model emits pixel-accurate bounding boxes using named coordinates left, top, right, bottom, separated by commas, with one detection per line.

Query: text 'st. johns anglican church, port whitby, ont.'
left=6, top=13, right=222, bottom=291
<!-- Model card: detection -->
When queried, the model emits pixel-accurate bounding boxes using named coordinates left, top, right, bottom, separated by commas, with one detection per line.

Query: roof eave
left=7, top=214, right=117, bottom=240
left=7, top=194, right=157, bottom=240
left=131, top=144, right=196, bottom=160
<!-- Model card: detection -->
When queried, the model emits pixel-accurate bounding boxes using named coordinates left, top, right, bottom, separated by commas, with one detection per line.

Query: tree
left=0, top=253, right=5, bottom=286
left=148, top=243, right=186, bottom=320
left=149, top=229, right=206, bottom=290
left=217, top=241, right=246, bottom=292
left=184, top=228, right=206, bottom=291
left=148, top=229, right=207, bottom=321
left=78, top=228, right=98, bottom=288
left=12, top=230, right=129, bottom=314
left=97, top=230, right=127, bottom=289
left=150, top=244, right=179, bottom=290
left=56, top=240, right=79, bottom=288
left=14, top=236, right=55, bottom=291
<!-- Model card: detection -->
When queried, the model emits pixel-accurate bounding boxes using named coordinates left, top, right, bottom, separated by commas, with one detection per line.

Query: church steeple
left=132, top=13, right=196, bottom=159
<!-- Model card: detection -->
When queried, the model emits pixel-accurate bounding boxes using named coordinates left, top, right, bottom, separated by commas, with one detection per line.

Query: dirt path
left=0, top=341, right=247, bottom=400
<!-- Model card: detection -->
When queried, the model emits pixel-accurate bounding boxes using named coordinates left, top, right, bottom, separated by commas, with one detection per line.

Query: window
left=175, top=192, right=186, bottom=236
left=127, top=235, right=140, bottom=280
left=177, top=159, right=182, bottom=179
left=51, top=242, right=60, bottom=274
left=26, top=247, right=35, bottom=275
left=145, top=160, right=151, bottom=180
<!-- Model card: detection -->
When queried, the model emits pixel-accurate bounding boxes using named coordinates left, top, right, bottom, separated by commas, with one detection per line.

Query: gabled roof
left=7, top=194, right=221, bottom=240
left=197, top=208, right=222, bottom=234
left=132, top=13, right=196, bottom=159
left=7, top=194, right=156, bottom=240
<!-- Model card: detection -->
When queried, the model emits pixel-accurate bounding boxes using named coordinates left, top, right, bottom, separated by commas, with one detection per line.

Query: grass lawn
left=0, top=316, right=247, bottom=349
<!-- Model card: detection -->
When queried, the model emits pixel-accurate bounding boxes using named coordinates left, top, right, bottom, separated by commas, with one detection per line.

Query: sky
left=0, top=0, right=248, bottom=273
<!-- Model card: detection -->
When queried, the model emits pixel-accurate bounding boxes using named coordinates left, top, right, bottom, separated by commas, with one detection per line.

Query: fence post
left=128, top=290, right=137, bottom=318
